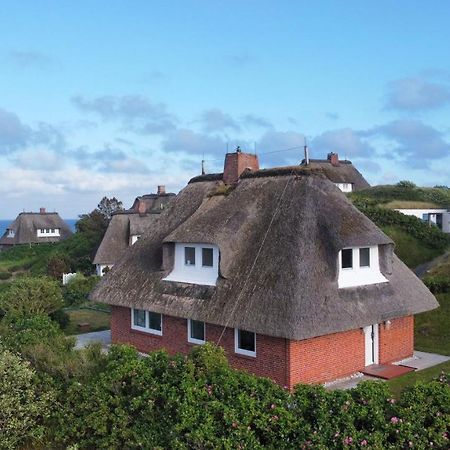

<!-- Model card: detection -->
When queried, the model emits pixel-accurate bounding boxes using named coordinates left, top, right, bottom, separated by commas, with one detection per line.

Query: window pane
left=133, top=309, right=146, bottom=327
left=190, top=320, right=205, bottom=341
left=148, top=312, right=162, bottom=331
left=202, top=248, right=213, bottom=267
left=359, top=248, right=370, bottom=267
left=238, top=329, right=255, bottom=352
left=185, top=247, right=196, bottom=265
left=341, top=249, right=353, bottom=268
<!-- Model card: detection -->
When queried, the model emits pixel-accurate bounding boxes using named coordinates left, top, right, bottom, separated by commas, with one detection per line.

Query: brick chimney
left=39, top=207, right=46, bottom=214
left=157, top=185, right=166, bottom=195
left=327, top=152, right=339, bottom=167
left=137, top=199, right=147, bottom=214
left=223, top=147, right=259, bottom=184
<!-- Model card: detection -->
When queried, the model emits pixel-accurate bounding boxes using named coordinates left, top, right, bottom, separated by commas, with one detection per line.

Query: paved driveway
left=75, top=330, right=111, bottom=350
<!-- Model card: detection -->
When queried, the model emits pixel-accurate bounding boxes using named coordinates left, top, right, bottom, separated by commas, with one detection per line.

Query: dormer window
left=130, top=235, right=141, bottom=245
left=37, top=228, right=60, bottom=237
left=163, top=243, right=219, bottom=286
left=335, top=183, right=353, bottom=193
left=6, top=229, right=15, bottom=238
left=338, top=246, right=388, bottom=288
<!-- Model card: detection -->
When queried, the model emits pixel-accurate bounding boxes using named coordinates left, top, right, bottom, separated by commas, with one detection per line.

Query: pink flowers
left=390, top=416, right=399, bottom=424
left=360, top=439, right=368, bottom=446
left=343, top=436, right=353, bottom=445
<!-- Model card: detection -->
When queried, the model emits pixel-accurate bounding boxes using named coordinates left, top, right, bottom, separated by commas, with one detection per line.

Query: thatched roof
left=91, top=170, right=438, bottom=340
left=93, top=213, right=161, bottom=264
left=302, top=159, right=370, bottom=191
left=0, top=212, right=72, bottom=246
left=93, top=191, right=176, bottom=265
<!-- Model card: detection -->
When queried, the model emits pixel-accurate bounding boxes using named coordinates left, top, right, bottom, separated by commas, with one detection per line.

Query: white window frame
left=338, top=246, right=388, bottom=288
left=234, top=328, right=256, bottom=357
left=187, top=319, right=205, bottom=345
left=131, top=308, right=163, bottom=336
left=163, top=243, right=219, bottom=286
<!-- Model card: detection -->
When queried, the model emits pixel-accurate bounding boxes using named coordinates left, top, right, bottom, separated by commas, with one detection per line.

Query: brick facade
left=111, top=306, right=414, bottom=388
left=378, top=315, right=414, bottom=364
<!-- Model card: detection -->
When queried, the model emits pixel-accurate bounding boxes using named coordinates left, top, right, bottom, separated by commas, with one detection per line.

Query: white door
left=364, top=324, right=379, bottom=366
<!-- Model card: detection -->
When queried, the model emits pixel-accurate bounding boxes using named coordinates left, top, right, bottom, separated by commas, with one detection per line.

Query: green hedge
left=352, top=198, right=450, bottom=252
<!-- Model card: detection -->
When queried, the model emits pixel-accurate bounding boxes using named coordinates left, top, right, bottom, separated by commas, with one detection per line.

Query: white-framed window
left=187, top=319, right=205, bottom=344
left=6, top=229, right=15, bottom=238
left=234, top=328, right=256, bottom=357
left=37, top=228, right=60, bottom=237
left=338, top=246, right=388, bottom=288
left=335, top=182, right=353, bottom=193
left=131, top=308, right=163, bottom=335
left=163, top=243, right=219, bottom=286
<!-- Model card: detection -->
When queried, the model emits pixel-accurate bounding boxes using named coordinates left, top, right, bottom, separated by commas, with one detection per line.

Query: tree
left=397, top=180, right=416, bottom=189
left=47, top=253, right=71, bottom=279
left=0, top=277, right=64, bottom=316
left=97, top=196, right=124, bottom=221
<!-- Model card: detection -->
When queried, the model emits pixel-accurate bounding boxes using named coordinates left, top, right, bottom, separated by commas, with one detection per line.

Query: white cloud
left=385, top=77, right=450, bottom=111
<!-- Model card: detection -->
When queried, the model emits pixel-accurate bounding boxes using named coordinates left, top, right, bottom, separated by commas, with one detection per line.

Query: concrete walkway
left=326, top=350, right=450, bottom=390
left=74, top=329, right=111, bottom=350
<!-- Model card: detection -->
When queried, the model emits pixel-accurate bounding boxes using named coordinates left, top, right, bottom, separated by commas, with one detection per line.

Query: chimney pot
left=157, top=185, right=166, bottom=195
left=39, top=207, right=46, bottom=214
left=223, top=149, right=259, bottom=184
left=327, top=152, right=339, bottom=166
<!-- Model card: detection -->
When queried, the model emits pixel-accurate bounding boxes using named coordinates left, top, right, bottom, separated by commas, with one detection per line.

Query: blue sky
left=1, top=1, right=450, bottom=217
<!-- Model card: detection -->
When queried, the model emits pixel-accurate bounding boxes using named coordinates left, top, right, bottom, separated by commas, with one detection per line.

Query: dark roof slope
left=91, top=170, right=437, bottom=340
left=0, top=212, right=72, bottom=246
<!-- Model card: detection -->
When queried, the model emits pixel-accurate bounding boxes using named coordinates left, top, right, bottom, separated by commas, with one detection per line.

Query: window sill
left=233, top=351, right=257, bottom=360
left=130, top=326, right=163, bottom=337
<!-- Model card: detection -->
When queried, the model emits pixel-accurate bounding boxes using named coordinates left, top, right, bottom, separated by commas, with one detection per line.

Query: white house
left=395, top=208, right=450, bottom=233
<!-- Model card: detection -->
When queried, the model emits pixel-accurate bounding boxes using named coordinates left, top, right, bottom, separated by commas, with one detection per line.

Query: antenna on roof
left=304, top=137, right=310, bottom=165
left=201, top=159, right=205, bottom=175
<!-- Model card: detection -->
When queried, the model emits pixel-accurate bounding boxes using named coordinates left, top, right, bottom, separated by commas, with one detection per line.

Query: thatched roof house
left=301, top=152, right=370, bottom=192
left=93, top=186, right=175, bottom=276
left=92, top=150, right=437, bottom=386
left=0, top=208, right=72, bottom=250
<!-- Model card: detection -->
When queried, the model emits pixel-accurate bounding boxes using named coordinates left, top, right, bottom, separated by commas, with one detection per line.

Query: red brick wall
left=379, top=316, right=414, bottom=364
left=111, top=306, right=288, bottom=386
left=288, top=328, right=365, bottom=385
left=111, top=307, right=415, bottom=387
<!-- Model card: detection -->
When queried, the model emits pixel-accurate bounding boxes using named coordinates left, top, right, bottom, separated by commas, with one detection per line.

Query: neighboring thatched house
left=301, top=152, right=370, bottom=192
left=91, top=149, right=438, bottom=387
left=93, top=186, right=176, bottom=276
left=0, top=208, right=72, bottom=250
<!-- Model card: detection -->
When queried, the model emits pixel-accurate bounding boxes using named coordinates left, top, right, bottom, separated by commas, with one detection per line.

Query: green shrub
left=50, top=308, right=71, bottom=329
left=0, top=349, right=55, bottom=450
left=63, top=274, right=100, bottom=306
left=0, top=276, right=63, bottom=316
left=0, top=272, right=11, bottom=280
left=424, top=275, right=450, bottom=293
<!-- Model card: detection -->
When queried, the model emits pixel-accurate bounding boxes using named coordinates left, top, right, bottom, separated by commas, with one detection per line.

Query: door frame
left=363, top=324, right=379, bottom=366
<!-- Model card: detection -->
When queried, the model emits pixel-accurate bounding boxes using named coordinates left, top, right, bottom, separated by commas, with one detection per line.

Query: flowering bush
left=43, top=344, right=450, bottom=449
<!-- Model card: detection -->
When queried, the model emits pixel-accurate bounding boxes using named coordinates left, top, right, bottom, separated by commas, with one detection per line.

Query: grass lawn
left=64, top=308, right=111, bottom=335
left=388, top=360, right=450, bottom=398
left=386, top=292, right=450, bottom=397
left=381, top=225, right=442, bottom=268
left=383, top=200, right=441, bottom=210
left=415, top=293, right=450, bottom=355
